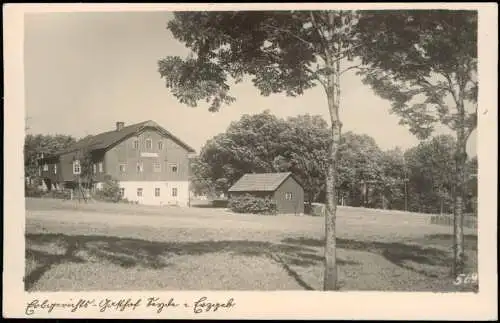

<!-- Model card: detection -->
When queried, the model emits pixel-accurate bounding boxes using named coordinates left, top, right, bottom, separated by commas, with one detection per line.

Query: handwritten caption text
left=25, top=296, right=236, bottom=315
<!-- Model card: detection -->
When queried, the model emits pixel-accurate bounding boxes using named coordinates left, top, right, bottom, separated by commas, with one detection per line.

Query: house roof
left=53, top=120, right=196, bottom=156
left=228, top=172, right=300, bottom=192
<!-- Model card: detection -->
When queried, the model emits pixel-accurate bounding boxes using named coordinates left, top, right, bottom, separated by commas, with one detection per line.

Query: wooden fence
left=429, top=213, right=477, bottom=229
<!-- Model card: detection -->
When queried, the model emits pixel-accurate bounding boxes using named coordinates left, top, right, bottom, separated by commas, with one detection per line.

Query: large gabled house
left=38, top=120, right=196, bottom=206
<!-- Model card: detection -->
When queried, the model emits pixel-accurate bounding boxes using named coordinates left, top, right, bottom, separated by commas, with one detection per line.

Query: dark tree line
left=190, top=111, right=477, bottom=215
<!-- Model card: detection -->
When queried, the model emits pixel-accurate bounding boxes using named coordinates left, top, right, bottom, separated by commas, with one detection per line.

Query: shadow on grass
left=189, top=204, right=227, bottom=209
left=281, top=236, right=471, bottom=279
left=190, top=201, right=228, bottom=209
left=422, top=233, right=478, bottom=250
left=25, top=233, right=359, bottom=291
left=24, top=236, right=85, bottom=290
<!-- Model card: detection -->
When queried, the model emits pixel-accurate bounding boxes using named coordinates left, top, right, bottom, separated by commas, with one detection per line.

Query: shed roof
left=228, top=172, right=300, bottom=192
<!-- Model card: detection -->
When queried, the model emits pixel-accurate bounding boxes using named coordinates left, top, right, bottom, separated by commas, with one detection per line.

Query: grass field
left=25, top=198, right=478, bottom=292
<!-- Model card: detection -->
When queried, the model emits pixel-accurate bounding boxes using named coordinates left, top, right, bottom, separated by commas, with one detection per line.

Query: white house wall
left=117, top=181, right=189, bottom=206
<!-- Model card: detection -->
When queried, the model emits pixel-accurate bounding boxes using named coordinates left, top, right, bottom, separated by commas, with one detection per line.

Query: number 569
left=453, top=273, right=478, bottom=285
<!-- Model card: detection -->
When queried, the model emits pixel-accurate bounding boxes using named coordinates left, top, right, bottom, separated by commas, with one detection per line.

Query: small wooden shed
left=228, top=172, right=304, bottom=215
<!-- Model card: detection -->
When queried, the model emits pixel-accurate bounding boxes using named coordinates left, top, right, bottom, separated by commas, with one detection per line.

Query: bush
left=94, top=178, right=122, bottom=203
left=25, top=185, right=45, bottom=198
left=43, top=190, right=71, bottom=200
left=228, top=194, right=277, bottom=215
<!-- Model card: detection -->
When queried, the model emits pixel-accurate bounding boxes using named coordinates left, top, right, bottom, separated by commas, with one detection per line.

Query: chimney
left=116, top=122, right=125, bottom=131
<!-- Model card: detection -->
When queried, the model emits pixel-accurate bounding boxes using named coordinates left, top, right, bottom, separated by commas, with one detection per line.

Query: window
left=170, top=163, right=178, bottom=173
left=145, top=138, right=153, bottom=150
left=172, top=187, right=178, bottom=197
left=43, top=164, right=49, bottom=171
left=136, top=161, right=143, bottom=173
left=137, top=188, right=143, bottom=197
left=119, top=188, right=125, bottom=197
left=93, top=164, right=97, bottom=174
left=285, top=192, right=293, bottom=200
left=73, top=160, right=81, bottom=175
left=153, top=161, right=161, bottom=173
left=38, top=167, right=42, bottom=176
left=158, top=141, right=163, bottom=150
left=54, top=164, right=57, bottom=174
left=98, top=162, right=103, bottom=172
left=155, top=188, right=161, bottom=197
left=133, top=139, right=139, bottom=150
left=119, top=164, right=127, bottom=173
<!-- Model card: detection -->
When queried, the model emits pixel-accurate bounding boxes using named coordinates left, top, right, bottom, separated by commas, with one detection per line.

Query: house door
left=137, top=187, right=144, bottom=204
left=170, top=186, right=179, bottom=205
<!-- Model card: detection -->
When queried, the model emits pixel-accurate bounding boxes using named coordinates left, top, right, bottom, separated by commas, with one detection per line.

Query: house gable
left=273, top=174, right=304, bottom=192
left=273, top=175, right=305, bottom=214
left=54, top=120, right=195, bottom=157
left=104, top=127, right=191, bottom=182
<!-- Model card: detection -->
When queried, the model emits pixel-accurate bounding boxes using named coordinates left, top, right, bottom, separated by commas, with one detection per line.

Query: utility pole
left=25, top=116, right=32, bottom=131
left=404, top=178, right=408, bottom=212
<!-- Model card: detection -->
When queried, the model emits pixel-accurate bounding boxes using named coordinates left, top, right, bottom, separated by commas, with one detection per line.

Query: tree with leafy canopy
left=356, top=10, right=477, bottom=275
left=189, top=156, right=217, bottom=197
left=337, top=131, right=385, bottom=208
left=24, top=134, right=77, bottom=185
left=197, top=111, right=287, bottom=193
left=379, top=147, right=407, bottom=210
left=273, top=114, right=330, bottom=205
left=159, top=11, right=363, bottom=290
left=404, top=135, right=457, bottom=214
left=194, top=111, right=330, bottom=205
left=73, top=148, right=96, bottom=202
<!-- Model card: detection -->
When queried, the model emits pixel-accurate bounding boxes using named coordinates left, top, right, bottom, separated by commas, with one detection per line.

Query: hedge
left=228, top=194, right=277, bottom=215
left=93, top=178, right=122, bottom=203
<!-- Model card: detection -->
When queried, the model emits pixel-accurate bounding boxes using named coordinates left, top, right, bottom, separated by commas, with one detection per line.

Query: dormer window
left=145, top=138, right=153, bottom=150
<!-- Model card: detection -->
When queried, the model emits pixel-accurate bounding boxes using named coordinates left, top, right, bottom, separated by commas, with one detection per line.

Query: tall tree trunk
left=323, top=63, right=341, bottom=291
left=451, top=82, right=469, bottom=276
left=452, top=136, right=467, bottom=276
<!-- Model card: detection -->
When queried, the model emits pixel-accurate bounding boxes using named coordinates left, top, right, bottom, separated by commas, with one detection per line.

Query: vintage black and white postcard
left=3, top=3, right=498, bottom=320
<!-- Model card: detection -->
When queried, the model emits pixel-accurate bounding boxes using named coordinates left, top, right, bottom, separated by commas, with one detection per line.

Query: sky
left=24, top=11, right=477, bottom=155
